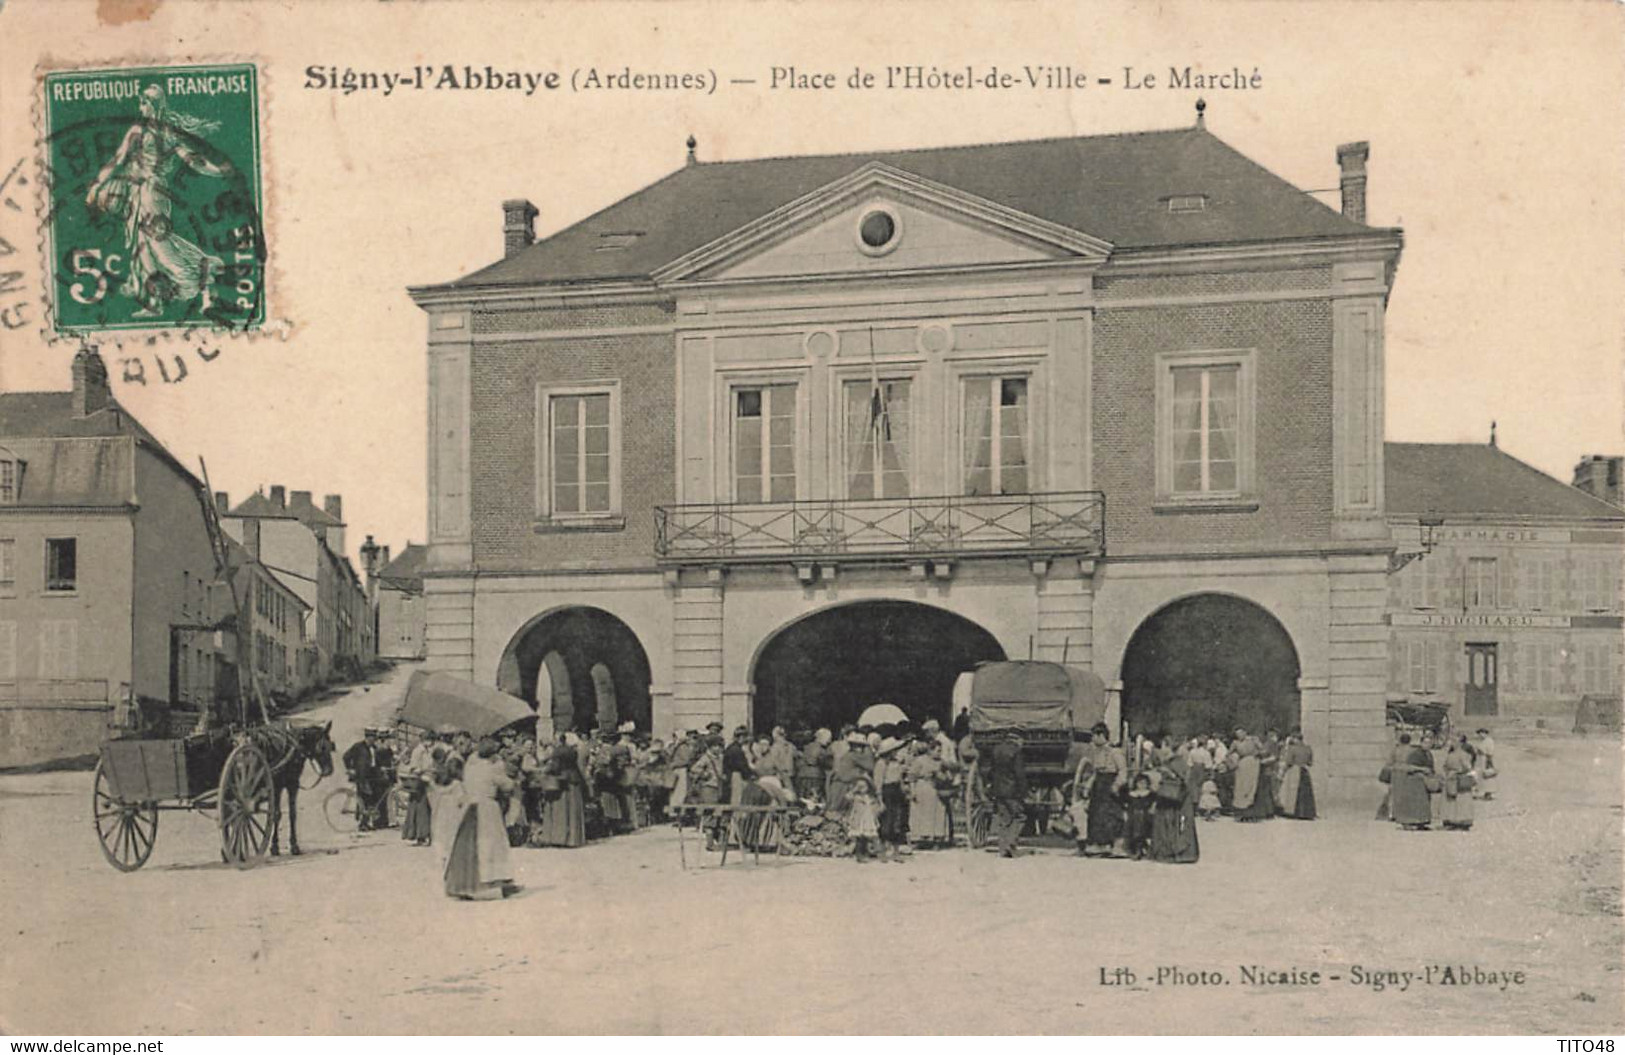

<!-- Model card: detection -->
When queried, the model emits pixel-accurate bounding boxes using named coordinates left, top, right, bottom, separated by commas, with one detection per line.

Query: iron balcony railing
left=654, top=491, right=1105, bottom=565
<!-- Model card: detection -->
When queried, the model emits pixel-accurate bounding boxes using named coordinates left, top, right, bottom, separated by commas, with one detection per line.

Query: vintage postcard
left=0, top=0, right=1621, bottom=1041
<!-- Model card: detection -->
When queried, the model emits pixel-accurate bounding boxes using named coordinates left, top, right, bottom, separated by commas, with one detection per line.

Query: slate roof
left=227, top=490, right=342, bottom=527
left=444, top=125, right=1387, bottom=289
left=0, top=390, right=199, bottom=505
left=378, top=543, right=426, bottom=591
left=1386, top=443, right=1625, bottom=521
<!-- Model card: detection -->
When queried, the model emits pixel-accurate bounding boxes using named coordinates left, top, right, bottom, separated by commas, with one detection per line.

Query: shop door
left=1464, top=642, right=1499, bottom=716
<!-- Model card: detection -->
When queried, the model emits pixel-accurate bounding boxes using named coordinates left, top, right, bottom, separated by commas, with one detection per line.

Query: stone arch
left=1119, top=592, right=1302, bottom=741
left=749, top=599, right=1006, bottom=734
left=496, top=606, right=651, bottom=734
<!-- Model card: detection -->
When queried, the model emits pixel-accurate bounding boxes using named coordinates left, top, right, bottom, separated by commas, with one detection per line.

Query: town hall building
left=410, top=113, right=1402, bottom=808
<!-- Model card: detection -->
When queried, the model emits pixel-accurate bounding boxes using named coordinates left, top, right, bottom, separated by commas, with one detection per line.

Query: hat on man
left=618, top=720, right=636, bottom=734
left=878, top=737, right=904, bottom=757
left=922, top=719, right=941, bottom=733
left=845, top=731, right=867, bottom=746
left=706, top=721, right=724, bottom=732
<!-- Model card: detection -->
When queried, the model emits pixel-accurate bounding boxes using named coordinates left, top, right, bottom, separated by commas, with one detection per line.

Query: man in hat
left=343, top=727, right=392, bottom=831
left=985, top=733, right=1028, bottom=857
left=722, top=725, right=756, bottom=804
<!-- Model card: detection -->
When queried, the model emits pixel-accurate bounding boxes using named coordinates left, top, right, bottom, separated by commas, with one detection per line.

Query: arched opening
left=1120, top=593, right=1301, bottom=741
left=496, top=607, right=651, bottom=733
left=751, top=600, right=1006, bottom=734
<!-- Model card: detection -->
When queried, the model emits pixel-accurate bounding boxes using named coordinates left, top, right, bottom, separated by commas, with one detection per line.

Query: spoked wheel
left=93, top=759, right=157, bottom=872
left=219, top=742, right=274, bottom=868
left=969, top=801, right=994, bottom=849
left=322, top=786, right=360, bottom=833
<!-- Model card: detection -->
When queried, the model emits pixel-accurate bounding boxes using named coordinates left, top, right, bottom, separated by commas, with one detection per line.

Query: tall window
left=45, top=538, right=77, bottom=592
left=1466, top=557, right=1498, bottom=608
left=843, top=378, right=912, bottom=500
left=0, top=456, right=16, bottom=504
left=1171, top=364, right=1239, bottom=494
left=963, top=376, right=1029, bottom=496
left=1525, top=555, right=1559, bottom=610
left=539, top=385, right=621, bottom=519
left=1580, top=645, right=1614, bottom=694
left=1403, top=556, right=1439, bottom=609
left=733, top=385, right=796, bottom=503
left=0, top=538, right=14, bottom=591
left=1156, top=352, right=1254, bottom=502
left=1583, top=555, right=1618, bottom=611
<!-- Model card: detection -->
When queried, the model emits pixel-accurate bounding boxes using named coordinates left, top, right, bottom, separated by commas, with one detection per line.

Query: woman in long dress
left=444, top=739, right=518, bottom=900
left=1439, top=738, right=1475, bottom=831
left=1233, top=735, right=1272, bottom=822
left=428, top=755, right=467, bottom=866
left=537, top=737, right=588, bottom=848
left=1390, top=733, right=1435, bottom=830
left=1079, top=724, right=1128, bottom=856
left=906, top=741, right=952, bottom=846
left=1275, top=733, right=1317, bottom=820
left=1149, top=749, right=1201, bottom=864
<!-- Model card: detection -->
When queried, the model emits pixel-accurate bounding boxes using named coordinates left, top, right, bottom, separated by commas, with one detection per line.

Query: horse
left=251, top=720, right=335, bottom=856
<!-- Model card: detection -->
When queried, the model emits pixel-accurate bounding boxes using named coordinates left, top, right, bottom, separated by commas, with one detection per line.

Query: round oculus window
left=858, top=209, right=898, bottom=250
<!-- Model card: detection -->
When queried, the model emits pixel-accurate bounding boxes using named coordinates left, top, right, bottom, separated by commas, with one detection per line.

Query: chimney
left=382, top=544, right=391, bottom=569
left=71, top=346, right=112, bottom=417
left=1337, top=141, right=1369, bottom=224
left=291, top=490, right=313, bottom=510
left=502, top=199, right=538, bottom=257
left=1573, top=455, right=1625, bottom=508
left=324, top=494, right=346, bottom=557
left=270, top=485, right=286, bottom=508
left=214, top=491, right=229, bottom=515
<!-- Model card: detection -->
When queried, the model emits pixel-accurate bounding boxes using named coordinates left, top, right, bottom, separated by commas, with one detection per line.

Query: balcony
left=654, top=491, right=1105, bottom=566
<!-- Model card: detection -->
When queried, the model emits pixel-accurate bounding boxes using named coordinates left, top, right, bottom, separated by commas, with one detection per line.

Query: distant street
left=1, top=665, right=1620, bottom=1035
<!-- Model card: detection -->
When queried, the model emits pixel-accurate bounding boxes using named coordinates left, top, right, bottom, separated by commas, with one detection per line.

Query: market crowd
left=344, top=711, right=1341, bottom=898
left=1377, top=727, right=1496, bottom=832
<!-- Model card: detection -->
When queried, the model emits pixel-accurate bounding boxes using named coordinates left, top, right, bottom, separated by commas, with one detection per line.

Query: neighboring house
left=224, top=535, right=312, bottom=703
left=0, top=349, right=224, bottom=766
left=1385, top=441, right=1624, bottom=723
left=364, top=539, right=426, bottom=660
left=409, top=116, right=1404, bottom=807
left=218, top=485, right=374, bottom=685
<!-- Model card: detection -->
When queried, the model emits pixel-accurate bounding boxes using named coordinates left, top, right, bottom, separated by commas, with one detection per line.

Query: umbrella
left=857, top=702, right=907, bottom=727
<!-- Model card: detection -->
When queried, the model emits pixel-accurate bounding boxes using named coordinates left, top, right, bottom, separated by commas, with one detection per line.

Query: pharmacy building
left=410, top=118, right=1403, bottom=808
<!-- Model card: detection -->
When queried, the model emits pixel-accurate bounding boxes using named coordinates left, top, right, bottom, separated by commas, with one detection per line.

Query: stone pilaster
left=1324, top=553, right=1392, bottom=809
left=423, top=575, right=475, bottom=680
left=670, top=571, right=725, bottom=732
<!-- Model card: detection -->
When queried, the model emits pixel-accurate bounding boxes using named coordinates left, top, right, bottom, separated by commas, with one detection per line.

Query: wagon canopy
left=396, top=670, right=536, bottom=738
left=969, top=661, right=1106, bottom=733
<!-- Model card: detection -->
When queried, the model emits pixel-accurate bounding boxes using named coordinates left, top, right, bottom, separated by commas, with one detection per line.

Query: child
left=1198, top=778, right=1221, bottom=820
left=1124, top=773, right=1155, bottom=859
left=846, top=776, right=881, bottom=862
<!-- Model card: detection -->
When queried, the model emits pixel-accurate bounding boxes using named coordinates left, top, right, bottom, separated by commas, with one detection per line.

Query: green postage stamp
left=42, top=63, right=265, bottom=334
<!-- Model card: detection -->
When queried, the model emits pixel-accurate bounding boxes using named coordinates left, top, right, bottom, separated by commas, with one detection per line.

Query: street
left=1, top=663, right=1620, bottom=1035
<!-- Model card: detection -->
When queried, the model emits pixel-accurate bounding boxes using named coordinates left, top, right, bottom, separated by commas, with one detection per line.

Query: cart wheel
left=219, top=742, right=274, bottom=868
left=387, top=784, right=411, bottom=827
left=93, top=759, right=157, bottom=872
left=322, top=786, right=359, bottom=833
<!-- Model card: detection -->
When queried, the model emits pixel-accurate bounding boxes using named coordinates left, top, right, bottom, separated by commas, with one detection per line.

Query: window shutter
left=0, top=621, right=15, bottom=679
left=1500, top=555, right=1518, bottom=610
left=1441, top=555, right=1463, bottom=610
left=1388, top=633, right=1405, bottom=692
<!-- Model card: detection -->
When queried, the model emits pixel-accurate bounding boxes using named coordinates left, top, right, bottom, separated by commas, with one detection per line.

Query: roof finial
left=1195, top=98, right=1206, bottom=129
left=1489, top=420, right=1498, bottom=448
left=686, top=134, right=698, bottom=166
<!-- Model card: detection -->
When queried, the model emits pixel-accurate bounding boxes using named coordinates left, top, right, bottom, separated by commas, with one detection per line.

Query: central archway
left=1120, top=593, right=1301, bottom=741
left=751, top=600, right=1006, bottom=734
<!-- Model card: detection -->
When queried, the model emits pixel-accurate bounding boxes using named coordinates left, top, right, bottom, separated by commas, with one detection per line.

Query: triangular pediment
left=653, top=161, right=1112, bottom=284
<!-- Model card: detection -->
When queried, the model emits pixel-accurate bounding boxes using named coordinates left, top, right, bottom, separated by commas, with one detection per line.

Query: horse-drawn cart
left=955, top=660, right=1107, bottom=848
left=92, top=732, right=275, bottom=872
